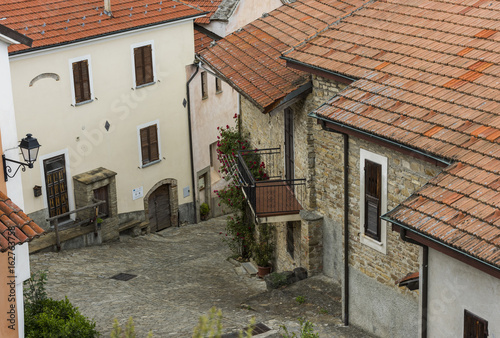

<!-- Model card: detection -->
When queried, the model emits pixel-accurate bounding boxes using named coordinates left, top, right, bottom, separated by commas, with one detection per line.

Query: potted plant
left=253, top=239, right=273, bottom=278
left=200, top=202, right=210, bottom=221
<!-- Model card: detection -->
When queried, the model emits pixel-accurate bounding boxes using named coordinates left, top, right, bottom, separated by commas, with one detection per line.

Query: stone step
left=118, top=220, right=142, bottom=232
left=241, top=261, right=258, bottom=276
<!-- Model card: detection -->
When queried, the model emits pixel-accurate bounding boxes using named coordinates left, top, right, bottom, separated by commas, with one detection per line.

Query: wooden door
left=148, top=185, right=171, bottom=232
left=284, top=108, right=294, bottom=182
left=44, top=155, right=69, bottom=220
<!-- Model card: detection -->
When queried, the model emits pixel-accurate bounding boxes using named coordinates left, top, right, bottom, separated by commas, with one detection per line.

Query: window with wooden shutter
left=134, top=45, right=154, bottom=86
left=215, top=77, right=222, bottom=93
left=93, top=186, right=109, bottom=218
left=140, top=124, right=159, bottom=166
left=72, top=60, right=91, bottom=103
left=201, top=71, right=208, bottom=99
left=286, top=221, right=294, bottom=259
left=364, top=159, right=381, bottom=241
left=464, top=310, right=488, bottom=338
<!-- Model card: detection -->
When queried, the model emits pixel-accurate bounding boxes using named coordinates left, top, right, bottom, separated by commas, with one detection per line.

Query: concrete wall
left=10, top=21, right=196, bottom=224
left=427, top=249, right=500, bottom=337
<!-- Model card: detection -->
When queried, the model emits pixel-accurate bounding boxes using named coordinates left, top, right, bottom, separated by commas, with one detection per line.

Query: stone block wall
left=314, top=121, right=442, bottom=298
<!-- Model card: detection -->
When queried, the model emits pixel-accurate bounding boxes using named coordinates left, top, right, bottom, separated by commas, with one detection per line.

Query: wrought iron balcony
left=226, top=147, right=305, bottom=222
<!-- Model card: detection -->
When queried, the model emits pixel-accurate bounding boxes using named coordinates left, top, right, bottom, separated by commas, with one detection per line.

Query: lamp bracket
left=2, top=155, right=32, bottom=181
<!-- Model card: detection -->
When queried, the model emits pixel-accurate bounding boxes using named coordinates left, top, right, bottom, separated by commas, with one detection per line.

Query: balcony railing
left=234, top=148, right=305, bottom=221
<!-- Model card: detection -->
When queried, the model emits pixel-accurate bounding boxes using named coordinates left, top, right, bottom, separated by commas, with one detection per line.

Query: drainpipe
left=186, top=64, right=199, bottom=224
left=400, top=227, right=428, bottom=338
left=319, top=120, right=350, bottom=326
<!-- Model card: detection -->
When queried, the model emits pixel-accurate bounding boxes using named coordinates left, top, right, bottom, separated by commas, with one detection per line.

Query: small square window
left=216, top=77, right=222, bottom=93
left=201, top=71, right=208, bottom=99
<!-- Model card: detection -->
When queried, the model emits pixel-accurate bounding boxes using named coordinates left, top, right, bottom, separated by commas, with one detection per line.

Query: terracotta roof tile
left=198, top=0, right=370, bottom=111
left=0, top=191, right=44, bottom=252
left=281, top=0, right=500, bottom=269
left=1, top=0, right=205, bottom=54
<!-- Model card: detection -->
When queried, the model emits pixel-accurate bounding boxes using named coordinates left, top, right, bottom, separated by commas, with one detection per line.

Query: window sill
left=141, top=159, right=161, bottom=168
left=74, top=99, right=94, bottom=106
left=202, top=96, right=209, bottom=100
left=360, top=233, right=386, bottom=254
left=135, top=81, right=156, bottom=89
left=216, top=90, right=223, bottom=95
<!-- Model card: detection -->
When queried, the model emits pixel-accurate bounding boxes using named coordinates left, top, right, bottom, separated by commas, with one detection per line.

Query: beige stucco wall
left=10, top=21, right=196, bottom=223
left=427, top=249, right=500, bottom=337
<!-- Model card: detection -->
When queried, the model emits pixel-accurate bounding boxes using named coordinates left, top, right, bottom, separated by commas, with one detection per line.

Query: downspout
left=343, top=132, right=349, bottom=326
left=318, top=119, right=350, bottom=326
left=186, top=64, right=199, bottom=224
left=399, top=227, right=428, bottom=338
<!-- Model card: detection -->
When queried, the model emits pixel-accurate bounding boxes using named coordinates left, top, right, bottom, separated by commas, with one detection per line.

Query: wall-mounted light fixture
left=3, top=133, right=41, bottom=181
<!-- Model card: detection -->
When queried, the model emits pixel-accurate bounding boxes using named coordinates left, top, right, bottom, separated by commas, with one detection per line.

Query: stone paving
left=29, top=215, right=372, bottom=337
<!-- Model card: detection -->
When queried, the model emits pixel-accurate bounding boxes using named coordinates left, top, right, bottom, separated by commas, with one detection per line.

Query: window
left=139, top=124, right=160, bottom=166
left=72, top=59, right=92, bottom=104
left=215, top=77, right=222, bottom=93
left=201, top=71, right=208, bottom=99
left=359, top=149, right=387, bottom=254
left=93, top=186, right=109, bottom=218
left=133, top=44, right=154, bottom=87
left=286, top=222, right=294, bottom=258
left=464, top=310, right=488, bottom=338
left=364, top=159, right=381, bottom=241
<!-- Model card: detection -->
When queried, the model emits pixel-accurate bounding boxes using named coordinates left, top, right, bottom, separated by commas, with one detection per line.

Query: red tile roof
left=194, top=25, right=218, bottom=53
left=0, top=0, right=206, bottom=55
left=198, top=0, right=370, bottom=112
left=283, top=0, right=500, bottom=268
left=0, top=191, right=44, bottom=252
left=180, top=0, right=223, bottom=24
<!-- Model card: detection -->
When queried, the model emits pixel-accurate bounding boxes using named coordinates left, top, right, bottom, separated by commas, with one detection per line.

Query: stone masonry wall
left=312, top=76, right=442, bottom=297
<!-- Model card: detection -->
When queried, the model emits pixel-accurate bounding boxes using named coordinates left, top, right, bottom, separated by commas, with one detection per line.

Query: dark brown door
left=284, top=108, right=294, bottom=182
left=44, top=155, right=69, bottom=220
left=148, top=185, right=171, bottom=232
left=93, top=186, right=109, bottom=218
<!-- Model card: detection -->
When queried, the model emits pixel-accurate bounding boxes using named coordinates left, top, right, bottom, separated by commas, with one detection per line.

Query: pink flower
left=226, top=125, right=230, bottom=129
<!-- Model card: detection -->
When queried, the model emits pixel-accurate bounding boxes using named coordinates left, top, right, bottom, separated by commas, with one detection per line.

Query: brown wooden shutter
left=134, top=47, right=144, bottom=85
left=73, top=60, right=91, bottom=103
left=364, top=159, right=381, bottom=241
left=464, top=310, right=488, bottom=338
left=140, top=127, right=150, bottom=164
left=143, top=45, right=153, bottom=84
left=148, top=124, right=159, bottom=162
left=72, top=62, right=82, bottom=103
left=93, top=186, right=109, bottom=217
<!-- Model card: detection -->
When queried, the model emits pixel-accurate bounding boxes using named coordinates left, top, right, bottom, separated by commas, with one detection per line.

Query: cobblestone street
left=30, top=216, right=371, bottom=337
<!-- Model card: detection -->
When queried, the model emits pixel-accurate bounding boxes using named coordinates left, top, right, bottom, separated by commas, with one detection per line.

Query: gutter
left=309, top=112, right=452, bottom=167
left=186, top=64, right=200, bottom=224
left=319, top=122, right=350, bottom=327
left=9, top=13, right=208, bottom=57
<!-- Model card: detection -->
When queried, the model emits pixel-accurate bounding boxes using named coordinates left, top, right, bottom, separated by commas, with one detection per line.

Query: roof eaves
left=211, top=0, right=241, bottom=21
left=196, top=53, right=265, bottom=112
left=9, top=12, right=207, bottom=56
left=0, top=24, right=32, bottom=47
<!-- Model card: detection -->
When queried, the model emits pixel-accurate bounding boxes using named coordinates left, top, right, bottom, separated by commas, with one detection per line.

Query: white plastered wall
left=427, top=248, right=500, bottom=337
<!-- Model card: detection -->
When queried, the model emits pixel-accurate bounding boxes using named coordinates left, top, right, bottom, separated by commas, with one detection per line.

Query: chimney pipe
left=104, top=0, right=112, bottom=16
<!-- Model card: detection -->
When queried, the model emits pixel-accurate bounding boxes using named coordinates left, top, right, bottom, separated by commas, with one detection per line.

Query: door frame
left=39, top=149, right=75, bottom=221
left=284, top=107, right=294, bottom=182
left=143, top=178, right=179, bottom=229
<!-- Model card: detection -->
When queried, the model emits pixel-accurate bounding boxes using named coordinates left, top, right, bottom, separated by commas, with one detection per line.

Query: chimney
left=104, top=0, right=112, bottom=16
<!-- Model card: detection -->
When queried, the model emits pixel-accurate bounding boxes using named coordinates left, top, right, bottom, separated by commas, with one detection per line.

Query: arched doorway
left=144, top=179, right=179, bottom=232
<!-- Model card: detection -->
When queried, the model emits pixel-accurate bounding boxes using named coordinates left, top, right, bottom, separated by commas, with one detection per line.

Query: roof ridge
left=282, top=0, right=376, bottom=57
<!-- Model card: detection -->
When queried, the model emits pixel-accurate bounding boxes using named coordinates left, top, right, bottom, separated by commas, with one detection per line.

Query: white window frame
left=359, top=148, right=388, bottom=254
left=69, top=55, right=94, bottom=106
left=137, top=119, right=161, bottom=168
left=131, top=40, right=156, bottom=89
left=38, top=149, right=76, bottom=222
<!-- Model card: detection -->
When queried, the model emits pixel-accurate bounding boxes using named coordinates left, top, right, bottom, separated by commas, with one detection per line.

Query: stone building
left=200, top=0, right=500, bottom=337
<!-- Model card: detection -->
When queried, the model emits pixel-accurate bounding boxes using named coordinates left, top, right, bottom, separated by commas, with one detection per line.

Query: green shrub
left=280, top=318, right=319, bottom=338
left=200, top=203, right=210, bottom=217
left=111, top=317, right=152, bottom=338
left=24, top=271, right=99, bottom=338
left=192, top=307, right=254, bottom=338
left=25, top=297, right=99, bottom=337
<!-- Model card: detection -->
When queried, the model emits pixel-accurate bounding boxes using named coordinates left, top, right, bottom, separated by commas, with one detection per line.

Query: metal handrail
left=46, top=199, right=105, bottom=251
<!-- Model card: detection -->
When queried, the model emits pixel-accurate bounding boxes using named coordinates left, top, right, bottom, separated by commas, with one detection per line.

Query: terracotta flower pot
left=257, top=266, right=271, bottom=278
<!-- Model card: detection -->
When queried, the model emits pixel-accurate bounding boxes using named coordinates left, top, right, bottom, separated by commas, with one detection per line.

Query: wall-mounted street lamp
left=3, top=133, right=41, bottom=181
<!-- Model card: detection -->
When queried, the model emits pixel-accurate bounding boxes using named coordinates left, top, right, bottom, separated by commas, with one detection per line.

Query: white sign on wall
left=132, top=186, right=143, bottom=200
